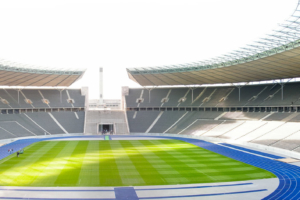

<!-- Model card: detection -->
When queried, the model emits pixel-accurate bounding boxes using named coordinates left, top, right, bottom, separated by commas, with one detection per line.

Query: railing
left=0, top=107, right=85, bottom=114
left=127, top=105, right=299, bottom=112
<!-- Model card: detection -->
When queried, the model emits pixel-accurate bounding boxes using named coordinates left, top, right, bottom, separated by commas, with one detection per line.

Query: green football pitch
left=0, top=139, right=275, bottom=187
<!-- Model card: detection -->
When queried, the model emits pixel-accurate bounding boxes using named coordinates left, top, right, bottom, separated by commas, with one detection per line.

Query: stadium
left=1, top=1, right=300, bottom=200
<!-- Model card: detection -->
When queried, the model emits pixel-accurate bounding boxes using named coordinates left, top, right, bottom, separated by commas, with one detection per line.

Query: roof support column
left=280, top=79, right=284, bottom=100
left=58, top=89, right=66, bottom=104
left=232, top=83, right=248, bottom=102
left=281, top=81, right=283, bottom=100
left=238, top=86, right=241, bottom=102
left=192, top=89, right=194, bottom=102
left=189, top=88, right=195, bottom=103
left=145, top=87, right=157, bottom=103
left=188, top=86, right=197, bottom=103
left=17, top=88, right=24, bottom=104
left=279, top=78, right=293, bottom=101
left=60, top=90, right=62, bottom=103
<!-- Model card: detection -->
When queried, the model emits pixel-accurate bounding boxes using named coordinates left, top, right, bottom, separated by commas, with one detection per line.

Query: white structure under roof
left=89, top=99, right=121, bottom=110
left=88, top=67, right=121, bottom=110
left=0, top=60, right=85, bottom=86
left=99, top=67, right=104, bottom=104
left=127, top=1, right=300, bottom=86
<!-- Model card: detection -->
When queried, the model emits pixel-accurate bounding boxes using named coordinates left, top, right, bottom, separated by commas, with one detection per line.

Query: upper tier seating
left=125, top=82, right=300, bottom=108
left=0, top=89, right=85, bottom=109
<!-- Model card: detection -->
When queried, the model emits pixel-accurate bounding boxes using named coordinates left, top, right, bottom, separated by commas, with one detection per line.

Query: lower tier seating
left=0, top=111, right=85, bottom=139
left=127, top=110, right=300, bottom=152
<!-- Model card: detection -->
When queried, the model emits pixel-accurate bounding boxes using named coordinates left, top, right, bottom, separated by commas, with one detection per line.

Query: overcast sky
left=0, top=0, right=297, bottom=99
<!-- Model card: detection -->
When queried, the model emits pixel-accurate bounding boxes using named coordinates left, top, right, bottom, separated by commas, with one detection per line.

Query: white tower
left=99, top=67, right=103, bottom=104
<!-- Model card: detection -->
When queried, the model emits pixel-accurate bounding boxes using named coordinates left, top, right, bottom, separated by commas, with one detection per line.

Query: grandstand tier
left=0, top=88, right=86, bottom=139
left=0, top=89, right=85, bottom=109
left=124, top=82, right=300, bottom=153
left=125, top=82, right=300, bottom=108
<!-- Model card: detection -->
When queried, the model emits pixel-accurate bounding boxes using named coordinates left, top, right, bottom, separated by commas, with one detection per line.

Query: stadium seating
left=125, top=82, right=300, bottom=153
left=0, top=111, right=85, bottom=137
left=0, top=88, right=86, bottom=140
left=125, top=82, right=300, bottom=108
left=150, top=111, right=186, bottom=133
left=127, top=111, right=160, bottom=133
left=0, top=89, right=85, bottom=109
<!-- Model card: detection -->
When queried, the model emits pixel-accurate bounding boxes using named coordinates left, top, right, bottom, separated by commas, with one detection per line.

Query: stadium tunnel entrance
left=99, top=124, right=114, bottom=134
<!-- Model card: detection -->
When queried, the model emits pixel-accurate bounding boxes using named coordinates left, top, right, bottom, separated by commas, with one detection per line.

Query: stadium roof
left=127, top=1, right=300, bottom=86
left=0, top=61, right=85, bottom=87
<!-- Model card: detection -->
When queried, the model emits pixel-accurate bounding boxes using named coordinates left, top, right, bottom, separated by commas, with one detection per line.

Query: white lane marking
left=146, top=111, right=164, bottom=133
left=133, top=111, right=137, bottom=119
left=48, top=113, right=68, bottom=134
left=163, top=111, right=189, bottom=133
left=15, top=121, right=37, bottom=136
left=23, top=113, right=51, bottom=135
left=0, top=126, right=17, bottom=137
left=177, top=119, right=198, bottom=135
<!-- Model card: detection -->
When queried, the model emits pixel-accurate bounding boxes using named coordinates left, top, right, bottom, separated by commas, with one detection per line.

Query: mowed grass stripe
left=98, top=141, right=123, bottom=186
left=0, top=141, right=50, bottom=168
left=121, top=140, right=168, bottom=185
left=79, top=141, right=100, bottom=186
left=55, top=141, right=89, bottom=186
left=138, top=140, right=239, bottom=183
left=0, top=141, right=61, bottom=186
left=179, top=144, right=275, bottom=180
left=13, top=141, right=68, bottom=186
left=150, top=140, right=275, bottom=182
left=112, top=141, right=146, bottom=186
left=0, top=140, right=276, bottom=187
left=148, top=140, right=217, bottom=184
left=32, top=141, right=80, bottom=186
left=136, top=140, right=181, bottom=177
